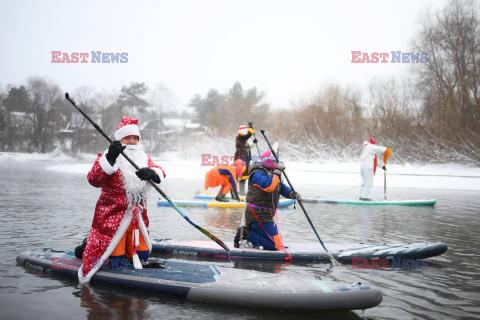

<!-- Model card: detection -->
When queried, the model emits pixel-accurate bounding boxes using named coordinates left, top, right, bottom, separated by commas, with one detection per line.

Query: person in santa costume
left=359, top=137, right=392, bottom=201
left=78, top=117, right=166, bottom=284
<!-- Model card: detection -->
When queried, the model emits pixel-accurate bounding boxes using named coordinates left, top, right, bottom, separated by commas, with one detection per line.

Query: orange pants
left=111, top=223, right=149, bottom=259
left=204, top=169, right=233, bottom=195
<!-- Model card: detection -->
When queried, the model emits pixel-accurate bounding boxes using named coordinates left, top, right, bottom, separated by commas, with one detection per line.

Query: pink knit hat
left=261, top=150, right=276, bottom=168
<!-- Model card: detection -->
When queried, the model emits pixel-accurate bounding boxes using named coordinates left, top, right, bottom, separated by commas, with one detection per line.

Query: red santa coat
left=78, top=152, right=165, bottom=284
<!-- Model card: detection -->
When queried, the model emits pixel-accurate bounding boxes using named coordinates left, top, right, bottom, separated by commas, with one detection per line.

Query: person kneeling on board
left=204, top=160, right=245, bottom=202
left=78, top=117, right=166, bottom=284
left=234, top=150, right=301, bottom=250
left=359, top=137, right=392, bottom=201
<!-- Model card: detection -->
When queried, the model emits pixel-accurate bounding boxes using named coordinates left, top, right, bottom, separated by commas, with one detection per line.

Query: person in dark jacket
left=234, top=123, right=256, bottom=195
left=234, top=150, right=301, bottom=250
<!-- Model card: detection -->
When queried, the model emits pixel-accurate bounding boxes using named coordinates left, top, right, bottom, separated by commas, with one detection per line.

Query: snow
left=2, top=150, right=480, bottom=191
left=0, top=150, right=84, bottom=162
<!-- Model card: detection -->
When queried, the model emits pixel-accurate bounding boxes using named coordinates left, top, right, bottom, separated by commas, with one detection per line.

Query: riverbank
left=3, top=150, right=479, bottom=192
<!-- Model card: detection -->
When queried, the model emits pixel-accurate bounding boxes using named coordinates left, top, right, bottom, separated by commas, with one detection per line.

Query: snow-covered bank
left=0, top=150, right=97, bottom=163
left=2, top=151, right=479, bottom=191
left=42, top=159, right=480, bottom=191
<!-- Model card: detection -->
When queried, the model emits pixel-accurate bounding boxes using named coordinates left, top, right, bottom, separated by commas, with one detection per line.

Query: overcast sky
left=0, top=0, right=449, bottom=109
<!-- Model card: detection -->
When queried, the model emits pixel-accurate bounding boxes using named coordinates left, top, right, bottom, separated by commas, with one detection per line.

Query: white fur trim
left=138, top=217, right=152, bottom=252
left=151, top=168, right=165, bottom=183
left=114, top=124, right=140, bottom=141
left=134, top=229, right=140, bottom=247
left=99, top=151, right=119, bottom=175
left=78, top=211, right=133, bottom=284
left=132, top=254, right=143, bottom=269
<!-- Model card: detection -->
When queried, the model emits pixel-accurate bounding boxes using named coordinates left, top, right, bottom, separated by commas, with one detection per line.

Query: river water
left=1, top=160, right=479, bottom=320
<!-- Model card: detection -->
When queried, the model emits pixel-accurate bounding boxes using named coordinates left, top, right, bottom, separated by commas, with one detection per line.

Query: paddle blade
left=170, top=201, right=230, bottom=253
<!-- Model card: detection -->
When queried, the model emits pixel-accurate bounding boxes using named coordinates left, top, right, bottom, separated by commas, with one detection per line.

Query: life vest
left=244, top=163, right=281, bottom=226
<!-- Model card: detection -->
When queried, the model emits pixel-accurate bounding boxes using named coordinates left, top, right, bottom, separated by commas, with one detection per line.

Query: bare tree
left=27, top=77, right=61, bottom=153
left=148, top=82, right=178, bottom=114
left=289, top=84, right=363, bottom=142
left=412, top=0, right=480, bottom=163
left=368, top=76, right=417, bottom=139
left=413, top=0, right=479, bottom=131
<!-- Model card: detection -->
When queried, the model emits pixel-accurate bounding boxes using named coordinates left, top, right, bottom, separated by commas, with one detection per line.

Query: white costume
left=359, top=140, right=388, bottom=200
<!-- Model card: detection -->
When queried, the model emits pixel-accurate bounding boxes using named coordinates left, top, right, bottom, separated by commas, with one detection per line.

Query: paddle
left=382, top=148, right=392, bottom=201
left=260, top=130, right=340, bottom=266
left=65, top=92, right=230, bottom=253
left=384, top=169, right=387, bottom=200
left=249, top=122, right=261, bottom=157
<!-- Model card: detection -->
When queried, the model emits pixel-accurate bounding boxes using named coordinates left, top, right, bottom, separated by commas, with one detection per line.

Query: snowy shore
left=2, top=151, right=479, bottom=191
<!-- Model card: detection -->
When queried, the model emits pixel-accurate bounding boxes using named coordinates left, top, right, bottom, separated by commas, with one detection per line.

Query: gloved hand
left=276, top=161, right=286, bottom=171
left=289, top=191, right=302, bottom=201
left=248, top=122, right=253, bottom=128
left=135, top=167, right=157, bottom=181
left=253, top=138, right=258, bottom=144
left=382, top=166, right=387, bottom=171
left=273, top=168, right=283, bottom=176
left=106, top=140, right=126, bottom=164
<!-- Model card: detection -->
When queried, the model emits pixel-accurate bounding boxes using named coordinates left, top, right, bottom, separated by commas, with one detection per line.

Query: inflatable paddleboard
left=157, top=198, right=294, bottom=208
left=151, top=239, right=447, bottom=263
left=195, top=193, right=246, bottom=201
left=194, top=193, right=285, bottom=201
left=17, top=248, right=382, bottom=310
left=301, top=198, right=436, bottom=206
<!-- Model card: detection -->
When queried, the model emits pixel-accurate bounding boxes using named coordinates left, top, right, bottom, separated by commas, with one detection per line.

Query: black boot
left=142, top=258, right=166, bottom=269
left=233, top=225, right=249, bottom=248
left=215, top=193, right=229, bottom=202
left=234, top=226, right=243, bottom=248
left=74, top=237, right=88, bottom=259
left=242, top=226, right=249, bottom=241
left=359, top=197, right=372, bottom=201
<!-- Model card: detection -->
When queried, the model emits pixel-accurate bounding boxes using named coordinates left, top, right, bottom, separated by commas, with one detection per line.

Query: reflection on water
left=203, top=208, right=243, bottom=233
left=80, top=285, right=148, bottom=320
left=2, top=160, right=480, bottom=319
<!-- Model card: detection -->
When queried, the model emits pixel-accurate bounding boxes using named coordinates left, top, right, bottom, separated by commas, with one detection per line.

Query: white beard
left=119, top=143, right=149, bottom=209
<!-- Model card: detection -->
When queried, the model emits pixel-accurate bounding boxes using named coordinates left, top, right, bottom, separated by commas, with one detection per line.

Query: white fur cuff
left=152, top=168, right=165, bottom=183
left=99, top=152, right=119, bottom=175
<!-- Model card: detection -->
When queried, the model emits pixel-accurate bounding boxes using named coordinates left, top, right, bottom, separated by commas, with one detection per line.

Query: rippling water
left=1, top=160, right=479, bottom=319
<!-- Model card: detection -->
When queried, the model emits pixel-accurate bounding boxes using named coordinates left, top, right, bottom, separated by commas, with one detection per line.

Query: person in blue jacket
left=234, top=150, right=301, bottom=250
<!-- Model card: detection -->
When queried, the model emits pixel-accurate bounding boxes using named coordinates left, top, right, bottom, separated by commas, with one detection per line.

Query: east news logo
left=51, top=51, right=128, bottom=63
left=351, top=51, right=428, bottom=63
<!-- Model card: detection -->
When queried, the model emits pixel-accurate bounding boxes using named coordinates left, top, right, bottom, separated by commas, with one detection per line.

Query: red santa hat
left=114, top=117, right=141, bottom=141
left=238, top=125, right=248, bottom=135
